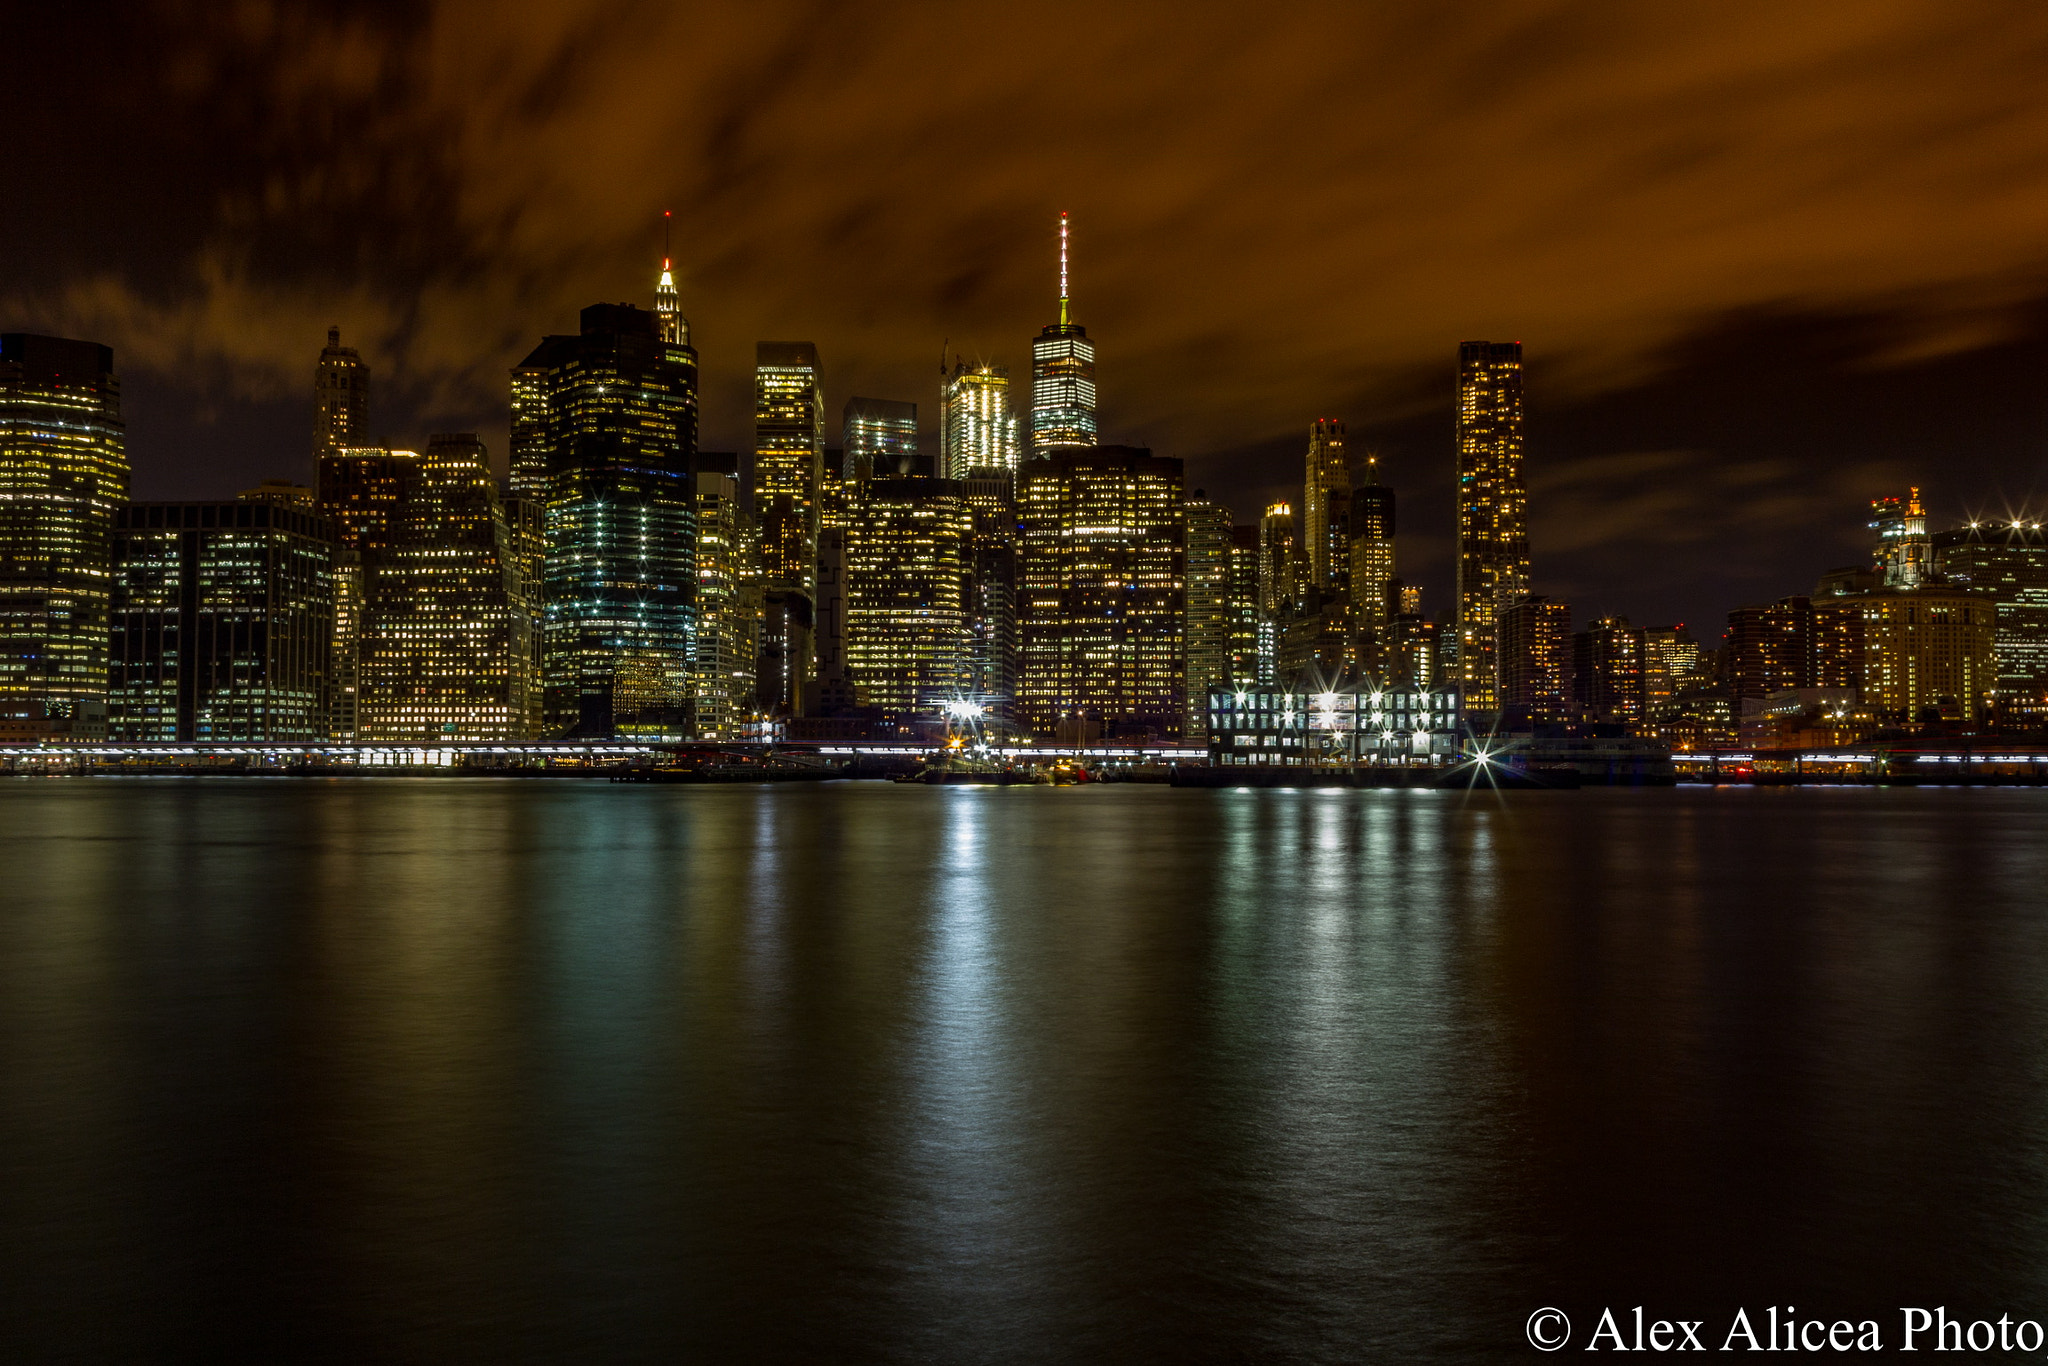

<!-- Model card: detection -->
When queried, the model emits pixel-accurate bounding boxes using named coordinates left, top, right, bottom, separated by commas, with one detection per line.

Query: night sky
left=11, top=2, right=2048, bottom=637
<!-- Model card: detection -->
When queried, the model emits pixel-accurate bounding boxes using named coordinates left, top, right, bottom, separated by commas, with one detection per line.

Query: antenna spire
left=663, top=209, right=672, bottom=271
left=1058, top=211, right=1070, bottom=327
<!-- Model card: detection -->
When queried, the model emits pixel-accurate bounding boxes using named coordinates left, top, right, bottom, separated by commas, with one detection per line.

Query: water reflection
left=1, top=781, right=2045, bottom=1362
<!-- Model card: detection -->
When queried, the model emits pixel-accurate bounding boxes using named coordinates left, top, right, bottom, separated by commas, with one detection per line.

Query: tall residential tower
left=1454, top=341, right=1529, bottom=710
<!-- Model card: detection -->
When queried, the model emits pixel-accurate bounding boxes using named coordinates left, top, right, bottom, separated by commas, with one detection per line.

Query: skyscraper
left=846, top=473, right=971, bottom=715
left=961, top=468, right=1019, bottom=717
left=316, top=445, right=413, bottom=739
left=1498, top=593, right=1572, bottom=721
left=691, top=457, right=756, bottom=738
left=1349, top=456, right=1396, bottom=675
left=1184, top=491, right=1234, bottom=740
left=1303, top=418, right=1350, bottom=593
left=313, top=327, right=369, bottom=463
left=1936, top=519, right=2048, bottom=719
left=1455, top=340, right=1529, bottom=710
left=843, top=396, right=918, bottom=492
left=1856, top=587, right=1996, bottom=722
left=1017, top=445, right=1185, bottom=738
left=941, top=358, right=1019, bottom=479
left=1030, top=212, right=1097, bottom=457
left=1572, top=615, right=1645, bottom=724
left=513, top=301, right=699, bottom=736
left=1227, top=525, right=1263, bottom=687
left=755, top=342, right=824, bottom=598
left=109, top=498, right=338, bottom=742
left=0, top=333, right=127, bottom=739
left=355, top=434, right=539, bottom=742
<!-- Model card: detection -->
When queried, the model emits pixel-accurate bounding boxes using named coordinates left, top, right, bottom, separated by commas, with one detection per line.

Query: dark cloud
left=8, top=1, right=2048, bottom=635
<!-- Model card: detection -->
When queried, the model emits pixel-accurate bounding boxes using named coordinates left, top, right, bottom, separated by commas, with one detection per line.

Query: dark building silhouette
left=109, top=499, right=337, bottom=741
left=512, top=302, right=698, bottom=737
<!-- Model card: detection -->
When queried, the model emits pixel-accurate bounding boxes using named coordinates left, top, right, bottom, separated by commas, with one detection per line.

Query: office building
left=754, top=342, right=823, bottom=598
left=1385, top=613, right=1443, bottom=689
left=1856, top=586, right=1997, bottom=722
left=808, top=526, right=860, bottom=714
left=1455, top=340, right=1529, bottom=710
left=1349, top=456, right=1396, bottom=675
left=846, top=473, right=971, bottom=715
left=1303, top=418, right=1350, bottom=594
left=313, top=327, right=369, bottom=463
left=1030, top=212, right=1098, bottom=457
left=108, top=499, right=338, bottom=742
left=355, top=434, right=539, bottom=742
left=692, top=458, right=757, bottom=737
left=1184, top=491, right=1234, bottom=740
left=1935, top=520, right=2048, bottom=719
left=512, top=300, right=698, bottom=736
left=1018, top=446, right=1186, bottom=738
left=1573, top=615, right=1645, bottom=724
left=941, top=358, right=1018, bottom=479
left=1227, top=525, right=1263, bottom=688
left=961, top=468, right=1019, bottom=717
left=1498, top=593, right=1573, bottom=721
left=0, top=333, right=127, bottom=739
left=316, top=445, right=415, bottom=739
left=843, top=397, right=918, bottom=494
left=1642, top=627, right=1701, bottom=719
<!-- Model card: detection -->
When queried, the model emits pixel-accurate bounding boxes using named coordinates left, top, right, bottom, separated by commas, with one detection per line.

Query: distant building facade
left=1935, top=521, right=2048, bottom=719
left=940, top=359, right=1018, bottom=479
left=313, top=327, right=369, bottom=463
left=1498, top=593, right=1572, bottom=721
left=0, top=333, right=127, bottom=739
left=1018, top=445, right=1186, bottom=738
left=108, top=499, right=337, bottom=742
left=846, top=474, right=971, bottom=715
left=514, top=303, right=698, bottom=736
left=1454, top=340, right=1529, bottom=710
left=1183, top=491, right=1234, bottom=740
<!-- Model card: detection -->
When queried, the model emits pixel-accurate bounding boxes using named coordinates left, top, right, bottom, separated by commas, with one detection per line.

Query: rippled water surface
left=2, top=779, right=2046, bottom=1362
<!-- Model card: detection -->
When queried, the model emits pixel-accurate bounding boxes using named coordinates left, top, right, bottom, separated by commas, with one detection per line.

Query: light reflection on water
left=1, top=780, right=2045, bottom=1363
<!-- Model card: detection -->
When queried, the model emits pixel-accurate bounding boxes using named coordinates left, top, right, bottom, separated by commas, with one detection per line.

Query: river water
left=2, top=779, right=2045, bottom=1362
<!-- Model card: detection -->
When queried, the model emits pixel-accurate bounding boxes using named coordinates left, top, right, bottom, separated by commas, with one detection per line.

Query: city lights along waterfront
left=3, top=780, right=2047, bottom=1361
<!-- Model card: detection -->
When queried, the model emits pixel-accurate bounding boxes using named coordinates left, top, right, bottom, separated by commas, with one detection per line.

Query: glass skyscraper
left=108, top=498, right=338, bottom=742
left=1030, top=212, right=1097, bottom=458
left=941, top=358, right=1018, bottom=479
left=513, top=302, right=698, bottom=737
left=0, top=333, right=127, bottom=737
left=842, top=396, right=918, bottom=491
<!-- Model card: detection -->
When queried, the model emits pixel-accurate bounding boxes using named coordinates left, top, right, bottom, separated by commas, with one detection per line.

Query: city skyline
left=12, top=6, right=2048, bottom=637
